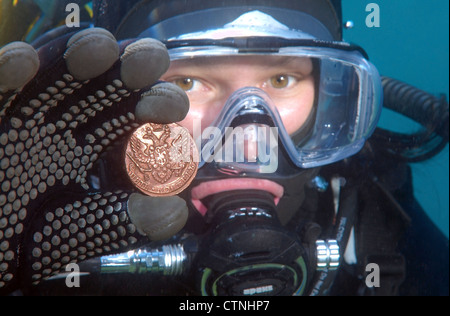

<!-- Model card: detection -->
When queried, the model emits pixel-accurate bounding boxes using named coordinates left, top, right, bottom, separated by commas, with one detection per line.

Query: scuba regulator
left=194, top=189, right=338, bottom=296
left=76, top=188, right=340, bottom=296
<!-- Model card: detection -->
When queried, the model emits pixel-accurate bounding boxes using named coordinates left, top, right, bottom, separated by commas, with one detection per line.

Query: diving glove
left=0, top=28, right=189, bottom=294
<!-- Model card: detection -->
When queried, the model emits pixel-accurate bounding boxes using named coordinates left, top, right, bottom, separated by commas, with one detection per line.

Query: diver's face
left=162, top=55, right=316, bottom=215
left=162, top=55, right=315, bottom=135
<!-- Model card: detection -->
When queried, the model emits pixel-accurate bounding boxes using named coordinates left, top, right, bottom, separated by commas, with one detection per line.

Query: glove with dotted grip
left=0, top=27, right=190, bottom=294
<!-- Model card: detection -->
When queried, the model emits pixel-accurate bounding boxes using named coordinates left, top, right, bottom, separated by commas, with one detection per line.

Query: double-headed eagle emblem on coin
left=125, top=123, right=198, bottom=196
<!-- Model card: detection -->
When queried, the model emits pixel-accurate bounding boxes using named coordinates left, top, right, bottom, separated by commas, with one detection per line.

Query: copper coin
left=125, top=123, right=199, bottom=196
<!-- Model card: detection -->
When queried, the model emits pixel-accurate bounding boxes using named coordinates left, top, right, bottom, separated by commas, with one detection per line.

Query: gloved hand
left=0, top=27, right=190, bottom=294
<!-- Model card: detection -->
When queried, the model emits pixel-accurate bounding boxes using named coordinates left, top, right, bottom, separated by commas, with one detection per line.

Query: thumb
left=127, top=193, right=188, bottom=241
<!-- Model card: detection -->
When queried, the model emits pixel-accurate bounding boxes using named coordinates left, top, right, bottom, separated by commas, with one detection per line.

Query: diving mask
left=163, top=38, right=383, bottom=169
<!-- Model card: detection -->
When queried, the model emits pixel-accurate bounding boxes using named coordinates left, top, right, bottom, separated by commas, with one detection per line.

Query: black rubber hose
left=381, top=76, right=448, bottom=139
left=371, top=77, right=449, bottom=162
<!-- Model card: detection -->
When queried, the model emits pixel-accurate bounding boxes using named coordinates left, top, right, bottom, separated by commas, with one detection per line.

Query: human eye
left=269, top=74, right=301, bottom=89
left=166, top=76, right=215, bottom=105
left=270, top=74, right=290, bottom=89
left=172, top=77, right=198, bottom=92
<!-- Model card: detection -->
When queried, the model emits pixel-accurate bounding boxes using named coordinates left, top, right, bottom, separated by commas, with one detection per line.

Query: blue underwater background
left=342, top=0, right=449, bottom=237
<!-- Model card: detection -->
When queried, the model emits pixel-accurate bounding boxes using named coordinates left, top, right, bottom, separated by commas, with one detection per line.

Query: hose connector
left=100, top=244, right=187, bottom=275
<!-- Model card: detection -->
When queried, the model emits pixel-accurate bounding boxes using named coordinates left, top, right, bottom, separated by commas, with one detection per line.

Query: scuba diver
left=0, top=0, right=448, bottom=296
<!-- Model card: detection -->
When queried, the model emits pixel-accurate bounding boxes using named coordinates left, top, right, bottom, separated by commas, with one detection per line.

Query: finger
left=1, top=28, right=123, bottom=122
left=64, top=27, right=119, bottom=81
left=0, top=42, right=39, bottom=92
left=135, top=82, right=190, bottom=124
left=127, top=193, right=189, bottom=241
left=119, top=38, right=190, bottom=123
left=66, top=31, right=170, bottom=90
left=120, top=38, right=170, bottom=90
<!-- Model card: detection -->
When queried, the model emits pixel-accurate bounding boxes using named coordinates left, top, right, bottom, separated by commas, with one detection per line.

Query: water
left=342, top=0, right=449, bottom=237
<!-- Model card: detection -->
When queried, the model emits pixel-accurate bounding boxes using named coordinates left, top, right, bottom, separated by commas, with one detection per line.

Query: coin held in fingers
left=125, top=123, right=198, bottom=196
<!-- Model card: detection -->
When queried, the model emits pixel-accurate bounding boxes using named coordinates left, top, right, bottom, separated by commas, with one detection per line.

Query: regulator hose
left=372, top=76, right=449, bottom=162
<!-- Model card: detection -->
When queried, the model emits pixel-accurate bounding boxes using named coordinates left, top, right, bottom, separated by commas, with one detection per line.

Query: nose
left=203, top=69, right=264, bottom=125
left=231, top=123, right=259, bottom=162
left=209, top=88, right=279, bottom=173
left=218, top=122, right=279, bottom=174
left=185, top=84, right=264, bottom=134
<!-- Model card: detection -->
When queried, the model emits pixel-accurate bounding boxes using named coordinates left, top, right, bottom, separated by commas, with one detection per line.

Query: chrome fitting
left=316, top=239, right=340, bottom=271
left=100, top=244, right=187, bottom=275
